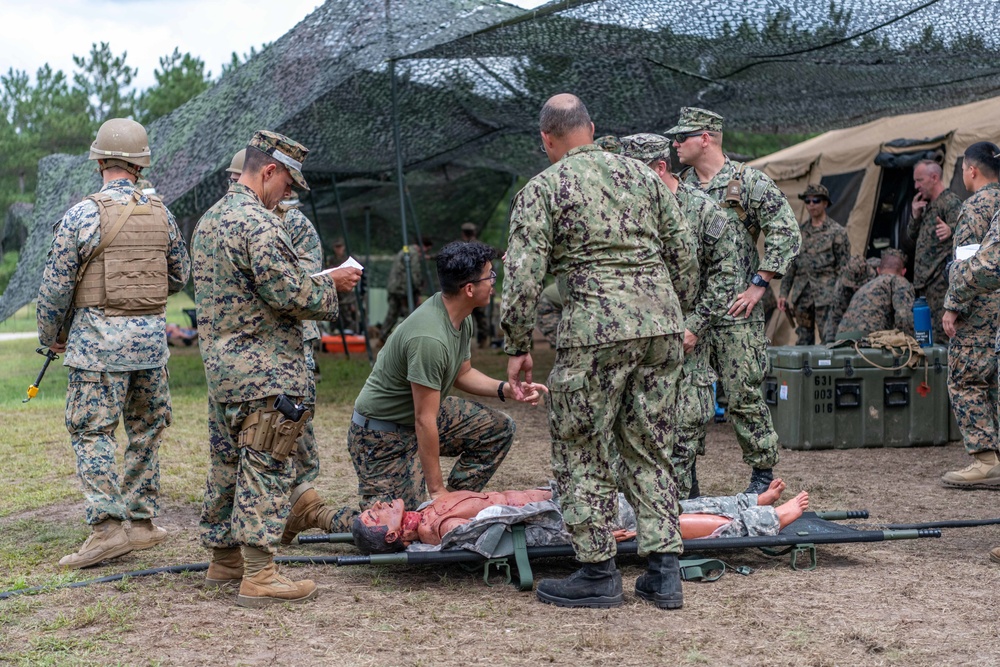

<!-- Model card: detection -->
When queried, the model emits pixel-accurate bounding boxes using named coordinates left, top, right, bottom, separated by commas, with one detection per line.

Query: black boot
left=688, top=462, right=701, bottom=500
left=745, top=467, right=774, bottom=495
left=535, top=558, right=623, bottom=608
left=635, top=552, right=684, bottom=610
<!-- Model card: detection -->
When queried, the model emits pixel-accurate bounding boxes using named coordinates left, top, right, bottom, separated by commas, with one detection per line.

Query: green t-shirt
left=354, top=293, right=473, bottom=424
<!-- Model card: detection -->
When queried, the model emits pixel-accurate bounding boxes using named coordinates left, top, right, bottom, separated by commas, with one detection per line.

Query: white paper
left=955, top=244, right=980, bottom=261
left=311, top=256, right=364, bottom=277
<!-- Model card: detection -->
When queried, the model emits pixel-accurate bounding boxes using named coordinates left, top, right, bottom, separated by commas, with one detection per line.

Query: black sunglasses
left=803, top=197, right=826, bottom=204
left=673, top=131, right=704, bottom=143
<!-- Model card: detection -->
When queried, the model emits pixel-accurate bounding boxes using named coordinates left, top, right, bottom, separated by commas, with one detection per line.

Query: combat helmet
left=226, top=149, right=246, bottom=176
left=89, top=118, right=151, bottom=176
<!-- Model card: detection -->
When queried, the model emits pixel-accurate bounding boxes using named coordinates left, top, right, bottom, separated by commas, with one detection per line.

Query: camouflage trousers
left=337, top=293, right=360, bottom=332
left=293, top=360, right=320, bottom=487
left=672, top=337, right=716, bottom=498
left=680, top=492, right=780, bottom=538
left=549, top=335, right=683, bottom=562
left=66, top=366, right=171, bottom=526
left=200, top=397, right=297, bottom=554
left=535, top=295, right=561, bottom=347
left=947, top=343, right=999, bottom=455
left=381, top=294, right=415, bottom=340
left=789, top=301, right=831, bottom=346
left=347, top=396, right=515, bottom=511
left=472, top=306, right=490, bottom=346
left=919, top=272, right=949, bottom=347
left=709, top=321, right=780, bottom=469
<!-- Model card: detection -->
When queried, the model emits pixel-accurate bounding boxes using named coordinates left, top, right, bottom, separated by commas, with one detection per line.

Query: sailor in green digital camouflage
left=778, top=184, right=850, bottom=344
left=330, top=237, right=360, bottom=331
left=37, top=118, right=190, bottom=569
left=535, top=282, right=563, bottom=346
left=908, top=159, right=963, bottom=345
left=836, top=253, right=915, bottom=337
left=381, top=238, right=432, bottom=341
left=503, top=95, right=698, bottom=610
left=941, top=142, right=1000, bottom=488
left=671, top=106, right=801, bottom=495
left=618, top=132, right=744, bottom=499
left=192, top=130, right=361, bottom=607
left=824, top=254, right=881, bottom=341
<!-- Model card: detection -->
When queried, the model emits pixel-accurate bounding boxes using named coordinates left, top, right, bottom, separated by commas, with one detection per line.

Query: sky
left=0, top=0, right=549, bottom=92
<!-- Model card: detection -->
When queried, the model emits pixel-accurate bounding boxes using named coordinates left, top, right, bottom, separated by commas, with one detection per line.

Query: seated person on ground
left=353, top=479, right=809, bottom=554
left=165, top=322, right=197, bottom=346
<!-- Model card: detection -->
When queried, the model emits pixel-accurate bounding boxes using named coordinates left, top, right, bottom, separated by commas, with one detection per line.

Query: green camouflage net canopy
left=4, top=0, right=1000, bottom=322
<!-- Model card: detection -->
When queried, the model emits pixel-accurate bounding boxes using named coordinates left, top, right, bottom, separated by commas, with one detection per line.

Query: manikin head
left=352, top=499, right=420, bottom=554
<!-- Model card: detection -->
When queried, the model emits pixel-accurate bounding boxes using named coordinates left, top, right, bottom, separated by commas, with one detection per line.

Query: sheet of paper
left=311, top=256, right=364, bottom=277
left=955, top=244, right=980, bottom=261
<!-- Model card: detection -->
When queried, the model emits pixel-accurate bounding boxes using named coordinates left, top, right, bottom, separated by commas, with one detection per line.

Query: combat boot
left=59, top=519, right=133, bottom=569
left=990, top=546, right=1000, bottom=565
left=745, top=467, right=774, bottom=495
left=941, top=451, right=1000, bottom=488
left=126, top=519, right=168, bottom=550
left=205, top=547, right=244, bottom=588
left=634, top=552, right=684, bottom=610
left=281, top=483, right=338, bottom=544
left=236, top=563, right=318, bottom=608
left=535, top=558, right=623, bottom=608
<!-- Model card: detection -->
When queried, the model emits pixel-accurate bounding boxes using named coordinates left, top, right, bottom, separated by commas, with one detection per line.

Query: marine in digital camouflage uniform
left=824, top=255, right=881, bottom=341
left=836, top=257, right=915, bottom=337
left=381, top=243, right=428, bottom=340
left=37, top=118, right=191, bottom=569
left=192, top=131, right=359, bottom=606
left=330, top=237, right=360, bottom=332
left=779, top=184, right=850, bottom=344
left=671, top=107, right=801, bottom=494
left=503, top=96, right=698, bottom=609
left=617, top=133, right=742, bottom=500
left=908, top=159, right=962, bottom=345
left=276, top=196, right=324, bottom=487
left=941, top=142, right=1000, bottom=488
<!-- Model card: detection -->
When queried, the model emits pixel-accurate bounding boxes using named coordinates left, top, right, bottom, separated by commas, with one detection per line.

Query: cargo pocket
left=547, top=369, right=589, bottom=442
left=65, top=369, right=103, bottom=434
left=686, top=368, right=717, bottom=429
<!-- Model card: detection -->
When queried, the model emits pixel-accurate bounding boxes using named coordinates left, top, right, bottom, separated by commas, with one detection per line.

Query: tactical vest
left=74, top=192, right=171, bottom=316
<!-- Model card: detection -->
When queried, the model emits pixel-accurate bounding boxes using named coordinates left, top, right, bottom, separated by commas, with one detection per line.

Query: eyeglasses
left=672, top=131, right=704, bottom=144
left=802, top=197, right=826, bottom=204
left=466, top=270, right=497, bottom=286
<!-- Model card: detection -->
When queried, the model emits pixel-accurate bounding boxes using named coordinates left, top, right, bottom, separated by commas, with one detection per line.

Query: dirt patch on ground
left=3, top=347, right=1000, bottom=666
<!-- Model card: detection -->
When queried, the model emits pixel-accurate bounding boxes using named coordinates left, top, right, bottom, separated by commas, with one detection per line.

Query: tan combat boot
left=127, top=519, right=168, bottom=550
left=59, top=519, right=133, bottom=569
left=205, top=547, right=244, bottom=588
left=990, top=547, right=1000, bottom=565
left=237, top=563, right=318, bottom=608
left=941, top=451, right=1000, bottom=488
left=281, top=483, right=336, bottom=544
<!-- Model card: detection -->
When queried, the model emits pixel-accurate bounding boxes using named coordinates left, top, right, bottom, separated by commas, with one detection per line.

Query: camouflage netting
left=5, top=0, right=1000, bottom=321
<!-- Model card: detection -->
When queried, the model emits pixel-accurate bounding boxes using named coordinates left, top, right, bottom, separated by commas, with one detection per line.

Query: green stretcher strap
left=510, top=524, right=534, bottom=591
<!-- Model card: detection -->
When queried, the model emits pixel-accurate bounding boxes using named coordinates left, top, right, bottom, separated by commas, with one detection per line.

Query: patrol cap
left=666, top=107, right=724, bottom=135
left=226, top=149, right=246, bottom=175
left=247, top=130, right=310, bottom=191
left=461, top=222, right=477, bottom=233
left=619, top=133, right=671, bottom=162
left=594, top=135, right=622, bottom=154
left=798, top=183, right=831, bottom=203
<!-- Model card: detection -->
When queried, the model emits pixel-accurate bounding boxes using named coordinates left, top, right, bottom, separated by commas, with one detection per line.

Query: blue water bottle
left=913, top=296, right=933, bottom=347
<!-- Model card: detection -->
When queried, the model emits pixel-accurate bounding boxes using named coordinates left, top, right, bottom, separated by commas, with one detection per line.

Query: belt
left=351, top=409, right=414, bottom=433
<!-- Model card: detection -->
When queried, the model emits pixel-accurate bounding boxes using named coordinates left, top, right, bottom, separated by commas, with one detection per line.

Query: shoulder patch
left=706, top=211, right=727, bottom=240
left=750, top=177, right=768, bottom=202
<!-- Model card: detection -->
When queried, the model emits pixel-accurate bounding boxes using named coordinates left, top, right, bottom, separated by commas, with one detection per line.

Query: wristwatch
left=750, top=274, right=770, bottom=288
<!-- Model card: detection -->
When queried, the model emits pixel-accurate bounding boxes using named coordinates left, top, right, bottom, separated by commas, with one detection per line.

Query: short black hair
left=436, top=241, right=497, bottom=296
left=243, top=146, right=281, bottom=176
left=965, top=141, right=1000, bottom=180
left=539, top=96, right=592, bottom=137
left=351, top=516, right=405, bottom=555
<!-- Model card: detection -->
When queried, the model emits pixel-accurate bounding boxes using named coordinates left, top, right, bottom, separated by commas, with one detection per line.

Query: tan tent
left=750, top=96, right=994, bottom=342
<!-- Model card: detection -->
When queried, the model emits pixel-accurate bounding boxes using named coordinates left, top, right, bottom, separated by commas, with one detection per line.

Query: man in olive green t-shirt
left=280, top=242, right=547, bottom=543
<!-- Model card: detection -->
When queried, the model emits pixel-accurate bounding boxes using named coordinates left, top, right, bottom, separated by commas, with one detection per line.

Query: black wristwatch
left=750, top=274, right=770, bottom=288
